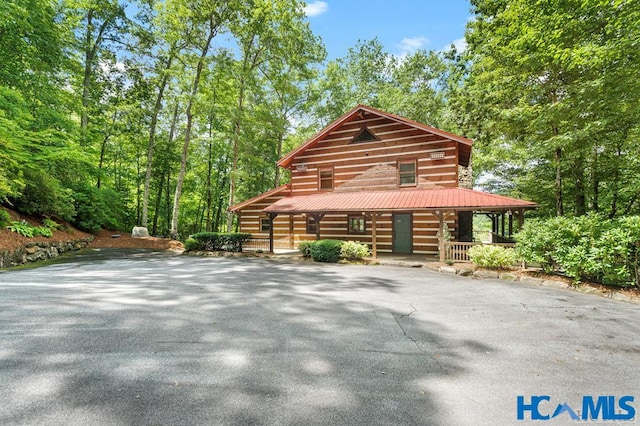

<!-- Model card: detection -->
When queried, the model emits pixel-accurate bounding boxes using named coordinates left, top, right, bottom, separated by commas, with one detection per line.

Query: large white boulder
left=132, top=226, right=150, bottom=238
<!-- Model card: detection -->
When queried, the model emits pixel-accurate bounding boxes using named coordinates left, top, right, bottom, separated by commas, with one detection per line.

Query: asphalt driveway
left=0, top=249, right=639, bottom=425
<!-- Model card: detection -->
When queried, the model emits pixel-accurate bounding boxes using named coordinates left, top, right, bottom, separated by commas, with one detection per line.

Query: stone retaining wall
left=0, top=238, right=94, bottom=269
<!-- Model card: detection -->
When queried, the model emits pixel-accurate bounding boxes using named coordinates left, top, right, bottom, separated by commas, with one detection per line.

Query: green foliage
left=516, top=215, right=640, bottom=287
left=310, top=239, right=343, bottom=263
left=42, top=218, right=60, bottom=231
left=468, top=244, right=517, bottom=270
left=461, top=0, right=640, bottom=217
left=340, top=240, right=371, bottom=261
left=11, top=169, right=75, bottom=221
left=190, top=232, right=252, bottom=252
left=71, top=185, right=124, bottom=233
left=184, top=238, right=202, bottom=252
left=298, top=240, right=315, bottom=258
left=0, top=208, right=10, bottom=227
left=7, top=220, right=34, bottom=237
left=6, top=216, right=59, bottom=238
left=33, top=226, right=53, bottom=238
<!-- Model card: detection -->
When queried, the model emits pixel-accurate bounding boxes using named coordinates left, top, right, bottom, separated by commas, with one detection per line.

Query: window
left=351, top=127, right=379, bottom=143
left=260, top=218, right=270, bottom=233
left=306, top=215, right=317, bottom=234
left=319, top=168, right=333, bottom=190
left=348, top=215, right=366, bottom=234
left=398, top=160, right=416, bottom=186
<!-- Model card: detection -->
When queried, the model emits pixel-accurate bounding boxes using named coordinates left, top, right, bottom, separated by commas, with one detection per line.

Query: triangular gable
left=278, top=104, right=473, bottom=168
left=228, top=184, right=291, bottom=212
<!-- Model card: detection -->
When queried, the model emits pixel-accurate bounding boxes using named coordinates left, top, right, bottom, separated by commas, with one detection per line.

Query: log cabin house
left=229, top=105, right=537, bottom=260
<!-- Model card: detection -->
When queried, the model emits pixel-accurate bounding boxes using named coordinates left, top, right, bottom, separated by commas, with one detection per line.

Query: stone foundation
left=0, top=238, right=94, bottom=269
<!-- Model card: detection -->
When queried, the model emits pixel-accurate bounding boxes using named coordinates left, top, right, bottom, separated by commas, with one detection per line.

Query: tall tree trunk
left=205, top=138, right=214, bottom=231
left=274, top=129, right=284, bottom=187
left=574, top=154, right=586, bottom=216
left=555, top=146, right=564, bottom=216
left=170, top=26, right=217, bottom=240
left=152, top=175, right=164, bottom=236
left=227, top=85, right=245, bottom=232
left=81, top=9, right=111, bottom=145
left=141, top=53, right=174, bottom=228
left=592, top=145, right=599, bottom=212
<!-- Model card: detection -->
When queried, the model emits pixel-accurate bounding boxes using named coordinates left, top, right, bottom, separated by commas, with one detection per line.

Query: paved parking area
left=1, top=249, right=639, bottom=425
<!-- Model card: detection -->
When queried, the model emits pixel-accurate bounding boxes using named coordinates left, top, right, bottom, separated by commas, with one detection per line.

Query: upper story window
left=319, top=167, right=333, bottom=190
left=351, top=127, right=379, bottom=144
left=398, top=160, right=417, bottom=186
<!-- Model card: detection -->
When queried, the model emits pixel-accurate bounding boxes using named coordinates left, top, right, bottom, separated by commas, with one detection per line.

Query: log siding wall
left=236, top=110, right=462, bottom=254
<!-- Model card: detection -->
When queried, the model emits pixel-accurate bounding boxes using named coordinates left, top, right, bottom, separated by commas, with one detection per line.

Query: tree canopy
left=1, top=0, right=638, bottom=238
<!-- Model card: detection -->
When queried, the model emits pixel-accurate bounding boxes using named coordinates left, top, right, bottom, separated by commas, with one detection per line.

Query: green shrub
left=184, top=238, right=202, bottom=252
left=71, top=184, right=124, bottom=233
left=310, top=239, right=343, bottom=263
left=340, top=240, right=371, bottom=260
left=11, top=169, right=75, bottom=221
left=0, top=208, right=10, bottom=227
left=33, top=226, right=52, bottom=237
left=42, top=218, right=60, bottom=230
left=468, top=244, right=517, bottom=269
left=298, top=240, right=315, bottom=258
left=515, top=214, right=640, bottom=287
left=190, top=232, right=252, bottom=252
left=7, top=220, right=34, bottom=237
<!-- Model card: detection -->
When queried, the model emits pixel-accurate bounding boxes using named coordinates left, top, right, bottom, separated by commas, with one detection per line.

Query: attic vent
left=351, top=127, right=379, bottom=143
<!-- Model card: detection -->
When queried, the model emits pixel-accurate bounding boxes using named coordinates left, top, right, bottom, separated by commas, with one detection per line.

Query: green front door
left=393, top=213, right=412, bottom=254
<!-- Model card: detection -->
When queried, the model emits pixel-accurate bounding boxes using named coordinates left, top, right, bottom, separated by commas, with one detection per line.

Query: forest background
left=1, top=0, right=638, bottom=239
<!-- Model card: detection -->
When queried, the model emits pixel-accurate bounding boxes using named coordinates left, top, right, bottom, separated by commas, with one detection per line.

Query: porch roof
left=262, top=188, right=538, bottom=214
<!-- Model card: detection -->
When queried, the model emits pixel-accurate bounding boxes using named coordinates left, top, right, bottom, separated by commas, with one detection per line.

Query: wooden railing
left=444, top=242, right=481, bottom=262
left=444, top=241, right=516, bottom=262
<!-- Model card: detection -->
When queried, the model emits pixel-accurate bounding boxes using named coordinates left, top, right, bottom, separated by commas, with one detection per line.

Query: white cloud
left=304, top=1, right=328, bottom=17
left=398, top=36, right=430, bottom=54
left=442, top=37, right=467, bottom=53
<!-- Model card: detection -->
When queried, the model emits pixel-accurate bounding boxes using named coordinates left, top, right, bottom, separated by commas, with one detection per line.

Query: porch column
left=289, top=214, right=294, bottom=249
left=268, top=212, right=278, bottom=254
left=310, top=213, right=325, bottom=241
left=436, top=210, right=445, bottom=262
left=370, top=212, right=382, bottom=259
left=508, top=211, right=513, bottom=237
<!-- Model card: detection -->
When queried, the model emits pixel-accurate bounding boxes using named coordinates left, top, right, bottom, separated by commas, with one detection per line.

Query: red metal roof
left=277, top=105, right=473, bottom=168
left=263, top=188, right=537, bottom=214
left=228, top=184, right=291, bottom=212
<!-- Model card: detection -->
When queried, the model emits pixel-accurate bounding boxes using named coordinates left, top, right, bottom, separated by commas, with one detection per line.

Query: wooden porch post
left=508, top=211, right=513, bottom=237
left=310, top=213, right=324, bottom=241
left=436, top=210, right=445, bottom=262
left=268, top=212, right=278, bottom=254
left=288, top=214, right=294, bottom=249
left=370, top=212, right=381, bottom=259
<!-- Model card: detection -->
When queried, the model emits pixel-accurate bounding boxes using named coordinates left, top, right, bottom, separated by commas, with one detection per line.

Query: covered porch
left=259, top=188, right=538, bottom=261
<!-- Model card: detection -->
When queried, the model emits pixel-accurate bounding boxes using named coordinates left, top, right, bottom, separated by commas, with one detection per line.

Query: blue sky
left=303, top=1, right=473, bottom=59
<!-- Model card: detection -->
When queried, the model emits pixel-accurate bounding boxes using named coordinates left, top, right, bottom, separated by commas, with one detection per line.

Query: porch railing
left=444, top=241, right=516, bottom=262
left=241, top=237, right=270, bottom=252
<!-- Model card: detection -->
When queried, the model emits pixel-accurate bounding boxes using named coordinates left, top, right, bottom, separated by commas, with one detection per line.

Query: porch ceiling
left=262, top=188, right=538, bottom=214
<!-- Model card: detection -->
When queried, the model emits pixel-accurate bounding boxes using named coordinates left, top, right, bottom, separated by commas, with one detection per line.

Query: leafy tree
left=460, top=0, right=640, bottom=217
